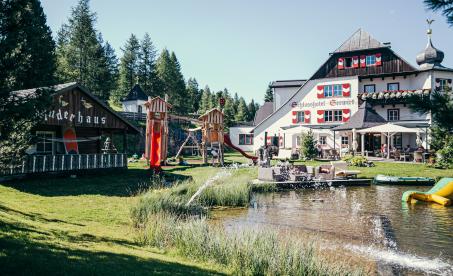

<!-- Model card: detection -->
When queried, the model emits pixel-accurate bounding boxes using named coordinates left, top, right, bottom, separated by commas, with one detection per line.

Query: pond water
left=213, top=185, right=453, bottom=275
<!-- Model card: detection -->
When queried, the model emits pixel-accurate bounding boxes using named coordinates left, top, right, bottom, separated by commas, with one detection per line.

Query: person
left=211, top=149, right=219, bottom=165
left=404, top=144, right=411, bottom=153
left=316, top=144, right=322, bottom=158
left=417, top=145, right=425, bottom=151
left=381, top=144, right=388, bottom=156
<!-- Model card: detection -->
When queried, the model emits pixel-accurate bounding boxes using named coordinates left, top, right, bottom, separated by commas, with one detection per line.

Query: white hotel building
left=245, top=28, right=453, bottom=157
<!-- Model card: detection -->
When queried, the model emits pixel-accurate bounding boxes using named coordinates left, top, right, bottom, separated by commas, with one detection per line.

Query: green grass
left=137, top=212, right=363, bottom=276
left=131, top=167, right=256, bottom=225
left=0, top=162, right=228, bottom=275
left=292, top=160, right=453, bottom=180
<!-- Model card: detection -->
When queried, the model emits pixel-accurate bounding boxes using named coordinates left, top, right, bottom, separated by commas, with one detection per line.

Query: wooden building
left=2, top=82, right=140, bottom=176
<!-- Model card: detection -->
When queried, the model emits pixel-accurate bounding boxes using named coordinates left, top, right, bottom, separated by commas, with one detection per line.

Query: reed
left=137, top=212, right=363, bottom=276
left=131, top=168, right=256, bottom=225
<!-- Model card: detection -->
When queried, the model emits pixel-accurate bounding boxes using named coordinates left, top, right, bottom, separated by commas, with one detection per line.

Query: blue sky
left=41, top=0, right=453, bottom=103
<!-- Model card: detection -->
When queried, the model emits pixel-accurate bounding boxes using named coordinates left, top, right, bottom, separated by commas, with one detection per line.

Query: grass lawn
left=1, top=151, right=450, bottom=275
left=0, top=162, right=227, bottom=275
left=292, top=160, right=453, bottom=180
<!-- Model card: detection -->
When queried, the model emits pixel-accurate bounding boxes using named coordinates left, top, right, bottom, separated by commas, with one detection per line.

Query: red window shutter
left=292, top=110, right=297, bottom=116
left=375, top=53, right=382, bottom=66
left=304, top=110, right=311, bottom=124
left=342, top=109, right=350, bottom=122
left=352, top=56, right=359, bottom=68
left=360, top=55, right=366, bottom=67
left=292, top=118, right=297, bottom=124
left=317, top=85, right=324, bottom=98
left=342, top=83, right=351, bottom=97
left=317, top=110, right=324, bottom=123
left=338, top=58, right=344, bottom=70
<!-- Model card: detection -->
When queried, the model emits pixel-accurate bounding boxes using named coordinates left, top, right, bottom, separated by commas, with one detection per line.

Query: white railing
left=0, top=153, right=127, bottom=176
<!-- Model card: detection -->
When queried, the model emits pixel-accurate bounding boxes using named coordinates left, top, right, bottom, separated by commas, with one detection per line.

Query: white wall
left=254, top=76, right=359, bottom=151
left=273, top=86, right=300, bottom=111
left=360, top=72, right=431, bottom=93
left=122, top=100, right=147, bottom=112
left=229, top=126, right=254, bottom=152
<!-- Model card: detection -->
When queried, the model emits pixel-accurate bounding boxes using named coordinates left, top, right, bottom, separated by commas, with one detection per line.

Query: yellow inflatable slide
left=402, top=178, right=453, bottom=206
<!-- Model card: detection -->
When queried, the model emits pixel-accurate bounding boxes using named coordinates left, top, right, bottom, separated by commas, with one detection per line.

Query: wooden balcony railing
left=0, top=153, right=127, bottom=176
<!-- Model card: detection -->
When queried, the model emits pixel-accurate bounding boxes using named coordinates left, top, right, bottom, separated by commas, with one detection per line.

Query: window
left=333, top=110, right=343, bottom=122
left=393, top=133, right=402, bottom=149
left=36, top=131, right=54, bottom=154
left=138, top=105, right=143, bottom=113
left=324, top=110, right=333, bottom=122
left=296, top=111, right=305, bottom=123
left=341, top=136, right=349, bottom=145
left=366, top=55, right=376, bottom=66
left=333, top=84, right=342, bottom=96
left=387, top=83, right=400, bottom=91
left=324, top=110, right=343, bottom=122
left=364, top=84, right=376, bottom=93
left=296, top=136, right=301, bottom=147
left=438, top=79, right=451, bottom=91
left=344, top=57, right=353, bottom=68
left=323, top=85, right=333, bottom=97
left=239, top=134, right=253, bottom=145
left=387, top=109, right=400, bottom=121
left=319, top=136, right=327, bottom=145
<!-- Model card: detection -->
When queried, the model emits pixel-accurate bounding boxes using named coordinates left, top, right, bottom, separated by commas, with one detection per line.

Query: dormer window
left=366, top=55, right=376, bottom=66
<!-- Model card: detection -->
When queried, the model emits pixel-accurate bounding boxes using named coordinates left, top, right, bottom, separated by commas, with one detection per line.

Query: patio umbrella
left=357, top=123, right=421, bottom=159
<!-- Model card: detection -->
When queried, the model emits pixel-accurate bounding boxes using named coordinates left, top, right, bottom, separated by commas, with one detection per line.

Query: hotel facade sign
left=291, top=99, right=355, bottom=109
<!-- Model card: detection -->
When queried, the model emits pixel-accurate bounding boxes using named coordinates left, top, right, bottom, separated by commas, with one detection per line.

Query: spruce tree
left=233, top=92, right=239, bottom=114
left=199, top=86, right=212, bottom=114
left=235, top=97, right=249, bottom=122
left=247, top=99, right=257, bottom=122
left=0, top=0, right=55, bottom=167
left=264, top=83, right=273, bottom=102
left=186, top=78, right=200, bottom=113
left=223, top=97, right=236, bottom=127
left=138, top=33, right=159, bottom=96
left=113, top=34, right=140, bottom=102
left=301, top=130, right=317, bottom=160
left=0, top=0, right=56, bottom=91
left=56, top=0, right=115, bottom=100
left=169, top=52, right=188, bottom=114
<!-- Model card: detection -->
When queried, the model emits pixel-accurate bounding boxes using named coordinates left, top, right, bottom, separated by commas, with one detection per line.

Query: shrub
left=435, top=136, right=453, bottom=169
left=349, top=156, right=369, bottom=167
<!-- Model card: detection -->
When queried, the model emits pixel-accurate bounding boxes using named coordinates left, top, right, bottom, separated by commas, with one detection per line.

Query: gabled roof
left=253, top=102, right=274, bottom=126
left=334, top=28, right=385, bottom=53
left=269, top=80, right=307, bottom=88
left=12, top=82, right=141, bottom=134
left=333, top=102, right=386, bottom=131
left=122, top=84, right=148, bottom=101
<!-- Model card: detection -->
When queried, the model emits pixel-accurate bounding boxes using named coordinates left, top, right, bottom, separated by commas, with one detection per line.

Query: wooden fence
left=0, top=153, right=127, bottom=176
left=119, top=112, right=146, bottom=121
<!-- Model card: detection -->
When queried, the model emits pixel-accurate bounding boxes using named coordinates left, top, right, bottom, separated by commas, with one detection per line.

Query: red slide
left=223, top=134, right=258, bottom=161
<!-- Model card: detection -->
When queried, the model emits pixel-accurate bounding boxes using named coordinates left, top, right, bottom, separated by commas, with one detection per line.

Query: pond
left=213, top=185, right=453, bottom=275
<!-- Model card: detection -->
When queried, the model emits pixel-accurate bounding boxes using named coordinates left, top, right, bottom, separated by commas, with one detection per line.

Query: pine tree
left=102, top=41, right=119, bottom=100
left=424, top=0, right=453, bottom=26
left=169, top=52, right=188, bottom=114
left=223, top=97, right=236, bottom=127
left=235, top=97, right=249, bottom=122
left=138, top=33, right=159, bottom=96
left=186, top=78, right=200, bottom=113
left=0, top=0, right=56, bottom=91
left=233, top=92, right=239, bottom=114
left=113, top=34, right=140, bottom=102
left=198, top=86, right=212, bottom=114
left=0, top=0, right=56, bottom=167
left=56, top=0, right=115, bottom=100
left=264, top=83, right=273, bottom=102
left=247, top=99, right=257, bottom=122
